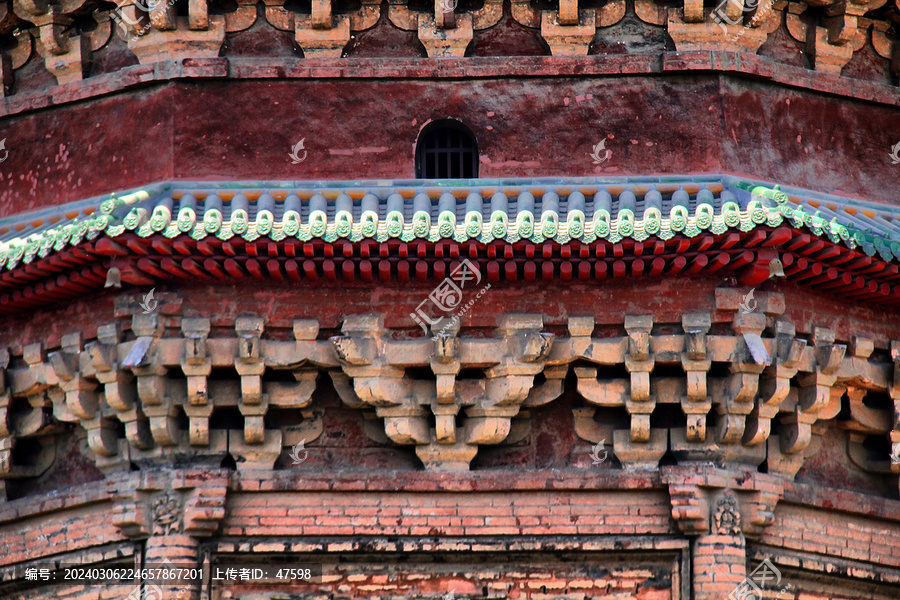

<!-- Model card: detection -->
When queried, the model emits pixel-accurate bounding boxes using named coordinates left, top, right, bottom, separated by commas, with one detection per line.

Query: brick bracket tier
left=2, top=289, right=899, bottom=520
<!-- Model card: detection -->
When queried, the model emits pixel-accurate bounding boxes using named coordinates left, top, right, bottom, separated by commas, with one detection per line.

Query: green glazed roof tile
left=2, top=176, right=900, bottom=271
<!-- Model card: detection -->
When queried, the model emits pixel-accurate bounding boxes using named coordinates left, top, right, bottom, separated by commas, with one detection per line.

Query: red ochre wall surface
left=2, top=72, right=900, bottom=213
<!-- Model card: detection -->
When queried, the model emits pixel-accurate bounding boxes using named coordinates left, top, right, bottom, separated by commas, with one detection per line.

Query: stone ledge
left=1, top=52, right=898, bottom=119
left=753, top=547, right=900, bottom=586
left=206, top=535, right=692, bottom=554
left=231, top=469, right=663, bottom=492
left=4, top=468, right=900, bottom=528
left=782, top=480, right=900, bottom=522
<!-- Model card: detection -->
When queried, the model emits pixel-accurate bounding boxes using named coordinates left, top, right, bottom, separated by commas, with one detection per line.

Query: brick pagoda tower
left=0, top=0, right=899, bottom=597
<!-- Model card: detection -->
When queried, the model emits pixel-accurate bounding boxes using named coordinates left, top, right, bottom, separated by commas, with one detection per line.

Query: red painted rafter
left=3, top=229, right=900, bottom=313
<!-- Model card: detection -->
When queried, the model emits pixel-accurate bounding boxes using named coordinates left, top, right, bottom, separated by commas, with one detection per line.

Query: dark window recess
left=416, top=121, right=479, bottom=179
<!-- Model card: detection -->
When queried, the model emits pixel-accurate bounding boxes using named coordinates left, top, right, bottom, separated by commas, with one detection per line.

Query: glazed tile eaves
left=3, top=175, right=900, bottom=272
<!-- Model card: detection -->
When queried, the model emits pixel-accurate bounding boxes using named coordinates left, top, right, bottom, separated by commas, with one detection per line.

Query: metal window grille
left=416, top=123, right=478, bottom=179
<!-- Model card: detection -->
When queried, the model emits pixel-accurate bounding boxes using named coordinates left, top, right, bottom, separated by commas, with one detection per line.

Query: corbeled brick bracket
left=417, top=12, right=474, bottom=58
left=13, top=0, right=112, bottom=85
left=666, top=8, right=772, bottom=54
left=295, top=0, right=353, bottom=59
left=330, top=313, right=559, bottom=471
left=0, top=0, right=897, bottom=100
left=109, top=470, right=227, bottom=600
left=182, top=317, right=213, bottom=446
left=807, top=25, right=854, bottom=74
left=1, top=286, right=899, bottom=485
left=567, top=288, right=895, bottom=494
left=661, top=465, right=784, bottom=600
left=890, top=341, right=900, bottom=476
left=660, top=465, right=784, bottom=538
left=0, top=293, right=336, bottom=482
left=127, top=16, right=226, bottom=64
left=624, top=314, right=655, bottom=443
left=294, top=18, right=351, bottom=58
left=0, top=30, right=31, bottom=96
left=540, top=9, right=596, bottom=56
left=111, top=470, right=229, bottom=540
left=785, top=0, right=872, bottom=74
left=35, top=32, right=90, bottom=85
left=717, top=310, right=769, bottom=445
left=744, top=321, right=805, bottom=448
left=681, top=312, right=712, bottom=442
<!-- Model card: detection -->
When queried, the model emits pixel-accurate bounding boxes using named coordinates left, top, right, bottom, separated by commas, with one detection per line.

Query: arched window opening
left=415, top=120, right=479, bottom=179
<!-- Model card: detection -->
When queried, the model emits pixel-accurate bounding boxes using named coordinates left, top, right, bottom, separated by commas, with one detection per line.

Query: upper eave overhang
left=1, top=174, right=900, bottom=313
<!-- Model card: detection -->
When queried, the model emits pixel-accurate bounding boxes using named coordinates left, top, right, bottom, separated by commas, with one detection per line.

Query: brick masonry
left=222, top=489, right=675, bottom=537
left=0, top=283, right=896, bottom=599
left=2, top=0, right=900, bottom=592
left=2, top=469, right=900, bottom=598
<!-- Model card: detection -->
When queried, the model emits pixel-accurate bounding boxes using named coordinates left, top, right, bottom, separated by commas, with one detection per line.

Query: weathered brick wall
left=223, top=488, right=675, bottom=538
left=0, top=503, right=124, bottom=565
left=210, top=545, right=681, bottom=600
left=3, top=472, right=900, bottom=599
left=758, top=503, right=900, bottom=568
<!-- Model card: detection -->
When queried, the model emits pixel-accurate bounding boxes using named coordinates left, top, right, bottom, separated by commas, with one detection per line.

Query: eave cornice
left=1, top=176, right=900, bottom=313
